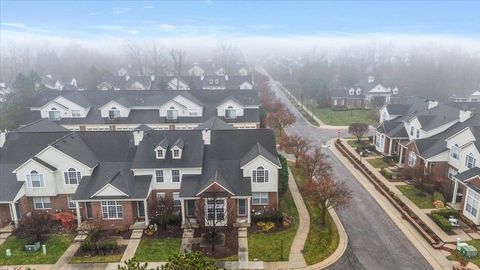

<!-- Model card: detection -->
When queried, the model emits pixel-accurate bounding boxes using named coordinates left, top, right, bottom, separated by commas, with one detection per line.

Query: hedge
left=278, top=155, right=288, bottom=195
left=432, top=208, right=458, bottom=218
left=431, top=213, right=452, bottom=232
left=252, top=211, right=283, bottom=225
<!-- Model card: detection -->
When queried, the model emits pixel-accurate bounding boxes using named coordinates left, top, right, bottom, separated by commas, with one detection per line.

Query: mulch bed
left=102, top=229, right=132, bottom=239
left=73, top=244, right=127, bottom=258
left=142, top=226, right=182, bottom=239
left=192, top=229, right=238, bottom=259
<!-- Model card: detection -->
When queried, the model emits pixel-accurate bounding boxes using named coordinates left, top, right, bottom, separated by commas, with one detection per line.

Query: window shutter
left=252, top=170, right=256, bottom=182
left=26, top=175, right=31, bottom=187
left=64, top=172, right=69, bottom=184
left=265, top=170, right=269, bottom=182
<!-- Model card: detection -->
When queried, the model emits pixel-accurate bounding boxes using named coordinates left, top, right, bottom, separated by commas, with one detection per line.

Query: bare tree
left=147, top=41, right=165, bottom=75
left=170, top=49, right=186, bottom=90
left=300, top=147, right=332, bottom=182
left=122, top=41, right=145, bottom=75
left=215, top=43, right=242, bottom=75
left=348, top=123, right=369, bottom=142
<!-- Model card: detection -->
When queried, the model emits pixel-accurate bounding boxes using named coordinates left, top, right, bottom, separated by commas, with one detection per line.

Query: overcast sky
left=1, top=1, right=479, bottom=52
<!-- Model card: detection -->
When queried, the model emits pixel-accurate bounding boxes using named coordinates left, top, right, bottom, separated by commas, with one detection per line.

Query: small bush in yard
left=252, top=211, right=283, bottom=225
left=433, top=192, right=445, bottom=203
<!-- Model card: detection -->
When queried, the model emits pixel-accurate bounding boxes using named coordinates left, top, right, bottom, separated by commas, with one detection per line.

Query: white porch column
left=388, top=139, right=393, bottom=156
left=75, top=201, right=82, bottom=227
left=144, top=199, right=149, bottom=226
left=247, top=197, right=251, bottom=224
left=9, top=202, right=18, bottom=225
left=180, top=199, right=186, bottom=226
left=452, top=180, right=459, bottom=204
left=398, top=146, right=404, bottom=166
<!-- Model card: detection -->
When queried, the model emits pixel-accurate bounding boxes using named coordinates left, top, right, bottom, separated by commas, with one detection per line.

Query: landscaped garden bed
left=289, top=161, right=339, bottom=265
left=70, top=227, right=126, bottom=264
left=0, top=234, right=73, bottom=265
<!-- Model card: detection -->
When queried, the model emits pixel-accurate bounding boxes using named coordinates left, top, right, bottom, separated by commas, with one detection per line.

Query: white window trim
left=466, top=153, right=476, bottom=169
left=205, top=198, right=227, bottom=226
left=450, top=144, right=460, bottom=160
left=67, top=195, right=76, bottom=209
left=64, top=168, right=82, bottom=185
left=237, top=198, right=247, bottom=216
left=252, top=167, right=269, bottom=183
left=447, top=167, right=458, bottom=180
left=26, top=171, right=45, bottom=188
left=33, top=196, right=51, bottom=209
left=71, top=110, right=81, bottom=118
left=155, top=170, right=164, bottom=183
left=101, top=201, right=123, bottom=220
left=156, top=192, right=166, bottom=200
left=173, top=192, right=181, bottom=206
left=465, top=189, right=480, bottom=221
left=156, top=149, right=165, bottom=159
left=408, top=151, right=416, bottom=167
left=172, top=169, right=180, bottom=182
left=252, top=192, right=269, bottom=205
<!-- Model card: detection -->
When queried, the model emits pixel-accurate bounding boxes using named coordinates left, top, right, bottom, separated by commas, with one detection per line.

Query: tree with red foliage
left=279, top=134, right=311, bottom=167
left=266, top=108, right=296, bottom=135
left=303, top=175, right=352, bottom=224
left=300, top=147, right=332, bottom=182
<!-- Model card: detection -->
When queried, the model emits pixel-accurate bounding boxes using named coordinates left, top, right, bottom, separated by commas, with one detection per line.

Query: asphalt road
left=269, top=80, right=433, bottom=270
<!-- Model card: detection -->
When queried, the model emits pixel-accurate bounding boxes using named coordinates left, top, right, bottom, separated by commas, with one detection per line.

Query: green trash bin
left=460, top=245, right=478, bottom=258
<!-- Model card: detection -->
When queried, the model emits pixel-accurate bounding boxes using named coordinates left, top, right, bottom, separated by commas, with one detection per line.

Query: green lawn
left=310, top=107, right=377, bottom=126
left=347, top=139, right=370, bottom=148
left=248, top=186, right=299, bottom=261
left=70, top=253, right=123, bottom=264
left=367, top=158, right=390, bottom=169
left=135, top=237, right=182, bottom=262
left=0, top=234, right=73, bottom=265
left=447, top=240, right=480, bottom=266
left=288, top=161, right=339, bottom=265
left=397, top=185, right=434, bottom=209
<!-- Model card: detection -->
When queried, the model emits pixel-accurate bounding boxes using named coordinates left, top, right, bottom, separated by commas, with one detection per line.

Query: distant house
left=0, top=82, right=12, bottom=102
left=42, top=75, right=63, bottom=91
left=330, top=76, right=399, bottom=108
left=450, top=91, right=480, bottom=103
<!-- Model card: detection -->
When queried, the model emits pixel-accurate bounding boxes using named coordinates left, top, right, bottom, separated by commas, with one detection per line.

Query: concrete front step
left=0, top=225, right=14, bottom=233
left=0, top=233, right=11, bottom=239
left=73, top=234, right=87, bottom=242
left=131, top=230, right=143, bottom=239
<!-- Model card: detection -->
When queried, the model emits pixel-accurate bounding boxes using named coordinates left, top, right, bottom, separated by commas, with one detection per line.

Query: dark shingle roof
left=240, top=143, right=281, bottom=167
left=454, top=167, right=480, bottom=182
left=50, top=133, right=99, bottom=167
left=15, top=119, right=69, bottom=133
left=196, top=117, right=235, bottom=130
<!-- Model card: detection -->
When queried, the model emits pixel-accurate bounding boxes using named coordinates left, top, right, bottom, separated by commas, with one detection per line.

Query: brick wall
left=251, top=192, right=278, bottom=213
left=0, top=204, right=11, bottom=227
left=87, top=201, right=135, bottom=230
left=24, top=194, right=76, bottom=215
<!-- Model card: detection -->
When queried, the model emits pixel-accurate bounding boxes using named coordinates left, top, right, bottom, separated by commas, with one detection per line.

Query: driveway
left=268, top=79, right=433, bottom=270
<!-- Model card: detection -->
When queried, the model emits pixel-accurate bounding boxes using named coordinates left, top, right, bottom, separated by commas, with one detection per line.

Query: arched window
left=108, top=106, right=120, bottom=119
left=64, top=168, right=82, bottom=185
left=167, top=106, right=178, bottom=120
left=252, top=166, right=269, bottom=183
left=48, top=107, right=61, bottom=120
left=466, top=153, right=476, bottom=169
left=225, top=106, right=236, bottom=119
left=27, top=170, right=44, bottom=187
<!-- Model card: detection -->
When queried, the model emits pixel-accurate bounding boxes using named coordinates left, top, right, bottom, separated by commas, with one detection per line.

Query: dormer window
left=466, top=153, right=476, bottom=169
left=167, top=107, right=178, bottom=120
left=156, top=149, right=165, bottom=159
left=48, top=107, right=61, bottom=121
left=450, top=144, right=460, bottom=160
left=416, top=129, right=420, bottom=139
left=410, top=126, right=414, bottom=136
left=356, top=88, right=362, bottom=95
left=225, top=106, right=236, bottom=119
left=209, top=79, right=214, bottom=84
left=109, top=107, right=120, bottom=119
left=252, top=166, right=269, bottom=183
left=214, top=79, right=219, bottom=84
left=27, top=170, right=45, bottom=188
left=173, top=149, right=180, bottom=158
left=349, top=88, right=354, bottom=95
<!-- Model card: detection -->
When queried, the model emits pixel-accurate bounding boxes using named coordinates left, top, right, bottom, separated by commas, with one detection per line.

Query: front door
left=15, top=202, right=21, bottom=221
left=85, top=202, right=93, bottom=219
left=137, top=201, right=145, bottom=218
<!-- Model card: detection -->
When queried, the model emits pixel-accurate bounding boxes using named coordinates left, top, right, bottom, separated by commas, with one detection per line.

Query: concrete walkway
left=286, top=169, right=309, bottom=269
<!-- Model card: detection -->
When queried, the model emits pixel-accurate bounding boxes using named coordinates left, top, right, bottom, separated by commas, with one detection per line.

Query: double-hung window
left=416, top=129, right=420, bottom=139
left=108, top=107, right=120, bottom=119
left=48, top=108, right=61, bottom=121
left=447, top=167, right=458, bottom=180
left=206, top=198, right=225, bottom=223
left=64, top=168, right=81, bottom=184
left=71, top=110, right=81, bottom=117
left=408, top=151, right=416, bottom=167
left=465, top=190, right=480, bottom=218
left=225, top=106, right=236, bottom=119
left=156, top=149, right=164, bottom=159
left=172, top=170, right=180, bottom=182
left=155, top=170, right=164, bottom=182
left=33, top=196, right=51, bottom=209
left=167, top=107, right=178, bottom=120
left=410, top=126, right=414, bottom=136
left=466, top=153, right=476, bottom=169
left=101, top=201, right=123, bottom=219
left=27, top=170, right=44, bottom=187
left=67, top=195, right=76, bottom=209
left=252, top=167, right=269, bottom=183
left=252, top=192, right=269, bottom=205
left=173, top=192, right=181, bottom=206
left=450, top=144, right=460, bottom=160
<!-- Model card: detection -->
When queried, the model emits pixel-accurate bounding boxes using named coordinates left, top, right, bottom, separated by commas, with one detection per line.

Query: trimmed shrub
left=432, top=208, right=458, bottom=218
left=97, top=239, right=118, bottom=251
left=252, top=211, right=283, bottom=225
left=431, top=213, right=452, bottom=232
left=433, top=192, right=445, bottom=203
left=278, top=155, right=289, bottom=195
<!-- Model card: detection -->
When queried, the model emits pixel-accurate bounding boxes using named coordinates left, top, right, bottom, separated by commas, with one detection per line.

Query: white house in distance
left=23, top=90, right=261, bottom=130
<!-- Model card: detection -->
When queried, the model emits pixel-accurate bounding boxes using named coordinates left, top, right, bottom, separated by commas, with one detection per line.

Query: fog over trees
left=1, top=38, right=479, bottom=101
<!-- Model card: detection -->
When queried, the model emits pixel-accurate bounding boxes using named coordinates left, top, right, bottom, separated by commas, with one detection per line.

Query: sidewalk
left=286, top=169, right=309, bottom=269
left=330, top=138, right=452, bottom=270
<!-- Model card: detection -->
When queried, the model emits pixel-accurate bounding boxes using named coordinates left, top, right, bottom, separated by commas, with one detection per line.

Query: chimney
left=150, top=75, right=155, bottom=81
left=427, top=100, right=438, bottom=109
left=133, top=130, right=144, bottom=146
left=459, top=108, right=472, bottom=123
left=201, top=75, right=204, bottom=81
left=125, top=75, right=130, bottom=81
left=225, top=75, right=229, bottom=81
left=0, top=131, right=6, bottom=148
left=368, top=76, right=374, bottom=83
left=202, top=129, right=211, bottom=145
